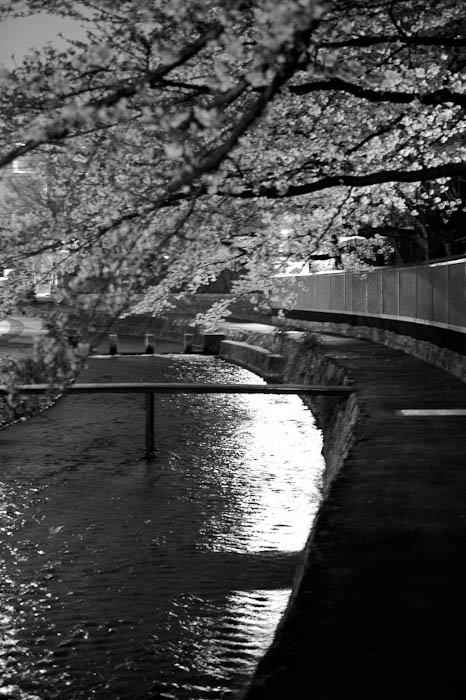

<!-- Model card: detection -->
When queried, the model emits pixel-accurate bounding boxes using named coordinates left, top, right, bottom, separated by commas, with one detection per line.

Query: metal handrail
left=0, top=382, right=355, bottom=395
left=0, top=382, right=356, bottom=457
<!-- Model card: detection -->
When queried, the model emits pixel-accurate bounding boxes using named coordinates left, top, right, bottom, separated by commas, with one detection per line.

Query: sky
left=0, top=11, right=88, bottom=204
left=0, top=12, right=88, bottom=67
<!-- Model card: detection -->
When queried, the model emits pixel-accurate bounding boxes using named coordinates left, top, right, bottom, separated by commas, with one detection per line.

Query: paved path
left=242, top=333, right=466, bottom=699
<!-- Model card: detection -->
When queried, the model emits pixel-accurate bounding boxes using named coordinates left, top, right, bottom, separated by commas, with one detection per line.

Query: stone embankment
left=168, top=320, right=466, bottom=700
left=207, top=325, right=357, bottom=494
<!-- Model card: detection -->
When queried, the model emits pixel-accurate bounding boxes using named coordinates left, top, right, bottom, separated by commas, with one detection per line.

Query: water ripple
left=0, top=355, right=324, bottom=699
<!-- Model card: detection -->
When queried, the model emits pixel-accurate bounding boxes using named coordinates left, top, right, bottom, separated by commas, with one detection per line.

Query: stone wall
left=278, top=316, right=466, bottom=383
left=217, top=328, right=359, bottom=495
left=219, top=339, right=285, bottom=381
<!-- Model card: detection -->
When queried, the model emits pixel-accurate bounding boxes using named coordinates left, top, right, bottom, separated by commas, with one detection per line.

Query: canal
left=0, top=349, right=324, bottom=699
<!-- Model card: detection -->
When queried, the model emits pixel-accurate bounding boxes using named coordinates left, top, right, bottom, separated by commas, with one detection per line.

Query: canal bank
left=216, top=326, right=466, bottom=700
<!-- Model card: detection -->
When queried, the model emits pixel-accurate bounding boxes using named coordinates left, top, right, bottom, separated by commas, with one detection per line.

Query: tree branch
left=345, top=114, right=406, bottom=155
left=164, top=19, right=322, bottom=193
left=0, top=22, right=223, bottom=171
left=222, top=162, right=466, bottom=199
left=288, top=77, right=466, bottom=108
left=320, top=34, right=466, bottom=49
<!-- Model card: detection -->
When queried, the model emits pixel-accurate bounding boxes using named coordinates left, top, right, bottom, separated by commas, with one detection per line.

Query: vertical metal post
left=184, top=333, right=194, bottom=353
left=396, top=267, right=400, bottom=318
left=144, top=333, right=155, bottom=354
left=145, top=392, right=155, bottom=457
left=109, top=333, right=118, bottom=355
left=364, top=271, right=368, bottom=313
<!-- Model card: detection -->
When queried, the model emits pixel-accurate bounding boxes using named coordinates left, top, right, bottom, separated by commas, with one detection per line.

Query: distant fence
left=270, top=258, right=466, bottom=353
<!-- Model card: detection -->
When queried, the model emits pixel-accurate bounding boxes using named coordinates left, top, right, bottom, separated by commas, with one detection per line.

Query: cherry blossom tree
left=0, top=0, right=465, bottom=355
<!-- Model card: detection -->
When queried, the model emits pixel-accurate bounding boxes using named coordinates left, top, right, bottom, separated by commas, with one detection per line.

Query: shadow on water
left=0, top=353, right=324, bottom=700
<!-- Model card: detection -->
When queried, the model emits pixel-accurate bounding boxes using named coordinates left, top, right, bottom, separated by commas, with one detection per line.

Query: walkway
left=242, top=332, right=466, bottom=699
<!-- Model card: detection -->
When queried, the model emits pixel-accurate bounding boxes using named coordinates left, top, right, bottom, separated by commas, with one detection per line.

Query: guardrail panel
left=293, top=277, right=304, bottom=308
left=382, top=269, right=398, bottom=316
left=345, top=273, right=353, bottom=312
left=352, top=273, right=367, bottom=313
left=300, top=276, right=310, bottom=310
left=447, top=262, right=466, bottom=327
left=330, top=273, right=345, bottom=311
left=367, top=270, right=383, bottom=315
left=399, top=269, right=417, bottom=319
left=317, top=275, right=331, bottom=310
left=415, top=266, right=433, bottom=323
left=432, top=265, right=449, bottom=325
left=308, top=274, right=317, bottom=309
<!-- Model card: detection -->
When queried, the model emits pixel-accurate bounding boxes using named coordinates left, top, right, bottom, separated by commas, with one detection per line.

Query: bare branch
left=165, top=19, right=322, bottom=192
left=345, top=114, right=406, bottom=155
left=222, top=162, right=466, bottom=199
left=320, top=34, right=466, bottom=49
left=288, top=77, right=466, bottom=108
left=0, top=22, right=223, bottom=170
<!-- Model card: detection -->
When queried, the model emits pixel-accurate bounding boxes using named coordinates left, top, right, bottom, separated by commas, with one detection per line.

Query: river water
left=0, top=350, right=324, bottom=699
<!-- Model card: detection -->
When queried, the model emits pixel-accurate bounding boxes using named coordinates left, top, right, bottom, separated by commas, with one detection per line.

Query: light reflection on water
left=213, top=394, right=324, bottom=554
left=0, top=355, right=324, bottom=699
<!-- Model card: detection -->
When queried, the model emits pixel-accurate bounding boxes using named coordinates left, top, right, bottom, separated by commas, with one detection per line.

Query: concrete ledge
left=219, top=339, right=285, bottom=380
left=186, top=332, right=226, bottom=354
left=279, top=314, right=466, bottom=382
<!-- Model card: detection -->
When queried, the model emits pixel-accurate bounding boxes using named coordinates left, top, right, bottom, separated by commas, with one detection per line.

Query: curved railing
left=270, top=257, right=466, bottom=349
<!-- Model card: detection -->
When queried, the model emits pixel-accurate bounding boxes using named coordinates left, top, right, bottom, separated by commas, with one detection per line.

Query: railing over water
left=0, top=382, right=355, bottom=458
left=271, top=257, right=466, bottom=334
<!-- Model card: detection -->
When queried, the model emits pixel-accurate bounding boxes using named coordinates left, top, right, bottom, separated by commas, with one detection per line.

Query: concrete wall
left=276, top=315, right=466, bottom=382
left=219, top=339, right=285, bottom=381
left=216, top=328, right=358, bottom=494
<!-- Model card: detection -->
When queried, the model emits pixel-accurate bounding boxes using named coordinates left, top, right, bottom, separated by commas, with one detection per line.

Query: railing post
left=109, top=333, right=118, bottom=355
left=184, top=333, right=194, bottom=354
left=145, top=392, right=155, bottom=458
left=145, top=333, right=155, bottom=354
